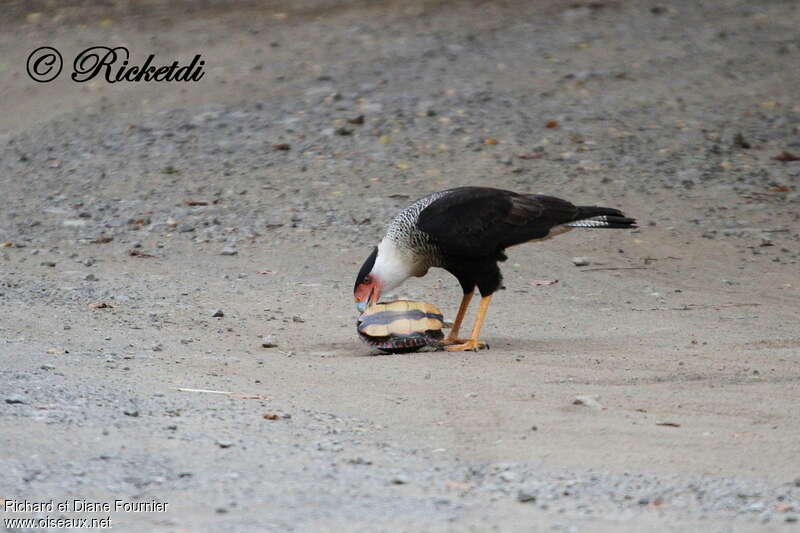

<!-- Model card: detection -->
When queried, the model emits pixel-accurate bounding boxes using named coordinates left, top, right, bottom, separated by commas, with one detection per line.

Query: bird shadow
left=304, top=335, right=627, bottom=358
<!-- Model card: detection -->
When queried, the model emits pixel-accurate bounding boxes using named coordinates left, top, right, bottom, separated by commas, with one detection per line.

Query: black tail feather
left=576, top=206, right=623, bottom=219
left=569, top=206, right=637, bottom=229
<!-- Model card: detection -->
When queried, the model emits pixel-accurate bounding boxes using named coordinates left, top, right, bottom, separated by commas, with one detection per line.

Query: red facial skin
left=354, top=275, right=382, bottom=311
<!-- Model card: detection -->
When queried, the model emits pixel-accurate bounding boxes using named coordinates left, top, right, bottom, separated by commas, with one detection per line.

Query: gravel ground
left=1, top=0, right=800, bottom=531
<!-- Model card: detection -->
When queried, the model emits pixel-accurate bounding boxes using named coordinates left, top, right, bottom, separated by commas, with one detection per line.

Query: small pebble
left=220, top=247, right=238, bottom=256
left=5, top=394, right=27, bottom=405
left=261, top=335, right=278, bottom=348
left=573, top=395, right=604, bottom=409
left=572, top=257, right=590, bottom=266
left=212, top=309, right=225, bottom=318
left=499, top=471, right=518, bottom=482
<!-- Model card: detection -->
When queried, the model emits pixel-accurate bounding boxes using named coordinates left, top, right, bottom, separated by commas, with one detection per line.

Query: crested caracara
left=354, top=186, right=636, bottom=351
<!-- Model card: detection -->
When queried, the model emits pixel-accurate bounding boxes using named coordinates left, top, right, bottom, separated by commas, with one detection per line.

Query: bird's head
left=354, top=240, right=419, bottom=313
left=354, top=246, right=382, bottom=313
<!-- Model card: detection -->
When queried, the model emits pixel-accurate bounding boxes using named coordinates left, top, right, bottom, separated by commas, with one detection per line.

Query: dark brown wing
left=416, top=187, right=580, bottom=257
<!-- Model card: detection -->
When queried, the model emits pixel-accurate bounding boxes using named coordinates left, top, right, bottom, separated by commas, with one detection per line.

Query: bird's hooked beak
left=354, top=278, right=382, bottom=313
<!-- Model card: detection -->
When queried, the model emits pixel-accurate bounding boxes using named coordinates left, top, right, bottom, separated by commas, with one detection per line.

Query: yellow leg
left=445, top=295, right=492, bottom=352
left=444, top=291, right=473, bottom=345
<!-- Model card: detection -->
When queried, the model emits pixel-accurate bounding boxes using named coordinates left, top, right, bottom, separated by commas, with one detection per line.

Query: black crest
left=354, top=246, right=378, bottom=292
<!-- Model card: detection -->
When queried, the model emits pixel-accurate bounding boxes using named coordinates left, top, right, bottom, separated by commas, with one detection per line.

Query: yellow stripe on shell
left=424, top=316, right=444, bottom=330
left=363, top=300, right=442, bottom=317
left=362, top=316, right=443, bottom=337
left=362, top=322, right=391, bottom=337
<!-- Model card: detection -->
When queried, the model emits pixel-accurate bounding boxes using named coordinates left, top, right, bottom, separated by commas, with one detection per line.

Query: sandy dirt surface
left=1, top=1, right=800, bottom=531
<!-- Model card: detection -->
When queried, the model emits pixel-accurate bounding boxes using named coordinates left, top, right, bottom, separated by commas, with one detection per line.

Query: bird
left=354, top=186, right=637, bottom=351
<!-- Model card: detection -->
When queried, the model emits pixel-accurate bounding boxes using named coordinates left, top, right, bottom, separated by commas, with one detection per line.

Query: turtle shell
left=357, top=300, right=445, bottom=353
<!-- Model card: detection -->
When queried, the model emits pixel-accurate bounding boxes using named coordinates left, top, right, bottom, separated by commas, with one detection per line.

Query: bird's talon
left=443, top=337, right=470, bottom=346
left=445, top=340, right=487, bottom=352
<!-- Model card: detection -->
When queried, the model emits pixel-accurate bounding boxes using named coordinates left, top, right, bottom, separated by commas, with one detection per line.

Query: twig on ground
left=632, top=303, right=761, bottom=312
left=580, top=267, right=649, bottom=272
left=173, top=387, right=269, bottom=399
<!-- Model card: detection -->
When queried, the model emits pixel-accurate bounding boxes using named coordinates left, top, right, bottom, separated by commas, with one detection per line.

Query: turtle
left=357, top=300, right=445, bottom=353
